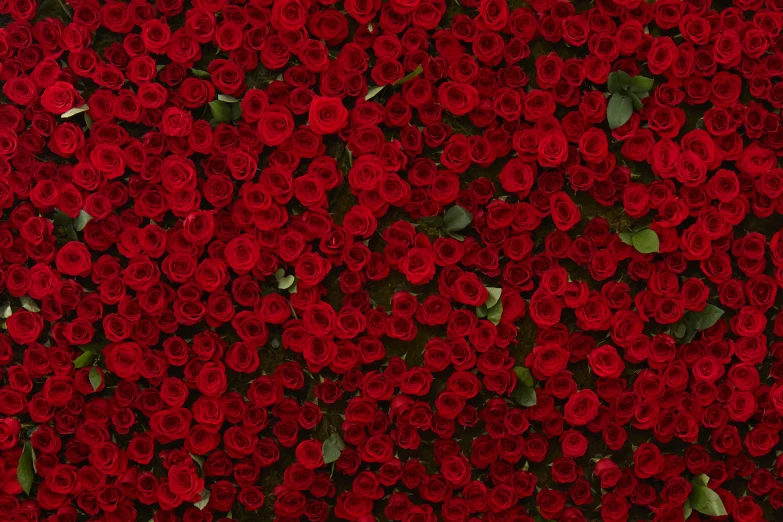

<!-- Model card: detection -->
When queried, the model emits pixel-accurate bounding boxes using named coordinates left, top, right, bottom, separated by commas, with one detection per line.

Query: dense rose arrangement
left=0, top=0, right=783, bottom=521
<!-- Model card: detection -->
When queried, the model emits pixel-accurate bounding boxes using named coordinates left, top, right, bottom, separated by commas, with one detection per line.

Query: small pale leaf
left=278, top=275, right=296, bottom=290
left=394, top=64, right=423, bottom=86
left=511, top=385, right=537, bottom=407
left=89, top=367, right=102, bottom=391
left=209, top=100, right=231, bottom=123
left=194, top=489, right=210, bottom=510
left=73, top=209, right=93, bottom=231
left=487, top=301, right=503, bottom=326
left=61, top=104, right=89, bottom=118
left=484, top=287, right=502, bottom=309
left=73, top=351, right=95, bottom=369
left=689, top=485, right=727, bottom=517
left=322, top=432, right=346, bottom=464
left=632, top=228, right=659, bottom=254
left=443, top=205, right=473, bottom=233
left=20, top=296, right=40, bottom=313
left=365, top=85, right=385, bottom=101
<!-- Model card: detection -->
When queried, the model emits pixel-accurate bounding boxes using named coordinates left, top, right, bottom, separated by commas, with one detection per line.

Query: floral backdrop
left=0, top=0, right=782, bottom=521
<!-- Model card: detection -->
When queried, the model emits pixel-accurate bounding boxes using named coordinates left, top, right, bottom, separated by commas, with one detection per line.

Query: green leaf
left=511, top=385, right=537, bottom=407
left=73, top=351, right=95, bottom=369
left=684, top=499, right=693, bottom=520
left=61, top=104, right=89, bottom=118
left=73, top=209, right=92, bottom=231
left=190, top=453, right=205, bottom=468
left=322, top=433, right=345, bottom=464
left=689, top=305, right=724, bottom=331
left=672, top=322, right=687, bottom=339
left=630, top=75, right=654, bottom=93
left=476, top=305, right=488, bottom=319
left=230, top=103, right=242, bottom=121
left=514, top=366, right=534, bottom=387
left=689, top=485, right=727, bottom=517
left=191, top=68, right=210, bottom=78
left=194, top=489, right=210, bottom=510
left=20, top=296, right=40, bottom=313
left=278, top=275, right=296, bottom=290
left=484, top=287, right=502, bottom=309
left=80, top=341, right=107, bottom=353
left=84, top=113, right=93, bottom=129
left=52, top=210, right=74, bottom=227
left=394, top=64, right=423, bottom=86
left=616, top=70, right=632, bottom=88
left=364, top=85, right=385, bottom=101
left=618, top=232, right=633, bottom=245
left=218, top=94, right=239, bottom=103
left=607, top=93, right=633, bottom=129
left=631, top=228, right=659, bottom=254
left=692, top=474, right=710, bottom=487
left=0, top=303, right=11, bottom=319
left=442, top=205, right=473, bottom=233
left=607, top=72, right=620, bottom=94
left=628, top=92, right=644, bottom=111
left=89, top=367, right=102, bottom=391
left=487, top=301, right=503, bottom=326
left=682, top=325, right=698, bottom=344
left=209, top=100, right=231, bottom=123
left=17, top=442, right=34, bottom=495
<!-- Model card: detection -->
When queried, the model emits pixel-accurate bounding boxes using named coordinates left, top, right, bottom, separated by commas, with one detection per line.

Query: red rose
left=149, top=408, right=193, bottom=444
left=633, top=443, right=666, bottom=478
left=5, top=305, right=42, bottom=345
left=168, top=464, right=203, bottom=502
left=438, top=82, right=480, bottom=116
left=308, top=96, right=349, bottom=135
left=564, top=390, right=600, bottom=426
left=41, top=82, right=81, bottom=115
left=536, top=489, right=566, bottom=520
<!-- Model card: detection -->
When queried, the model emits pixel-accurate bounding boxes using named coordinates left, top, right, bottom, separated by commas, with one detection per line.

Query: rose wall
left=1, top=0, right=783, bottom=521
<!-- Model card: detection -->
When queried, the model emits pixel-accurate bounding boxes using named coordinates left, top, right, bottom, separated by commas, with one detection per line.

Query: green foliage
left=689, top=475, right=727, bottom=517
left=89, top=367, right=102, bottom=391
left=511, top=366, right=536, bottom=406
left=20, top=296, right=40, bottom=312
left=619, top=228, right=659, bottom=254
left=17, top=442, right=34, bottom=495
left=73, top=209, right=92, bottom=231
left=61, top=104, right=89, bottom=119
left=322, top=433, right=346, bottom=464
left=73, top=351, right=95, bottom=368
left=394, top=65, right=423, bottom=86
left=443, top=205, right=473, bottom=234
left=364, top=86, right=385, bottom=101
left=672, top=305, right=726, bottom=343
left=511, top=384, right=537, bottom=407
left=606, top=72, right=654, bottom=129
left=484, top=287, right=502, bottom=309
left=689, top=305, right=725, bottom=331
left=514, top=366, right=534, bottom=387
left=607, top=94, right=633, bottom=130
left=209, top=100, right=231, bottom=123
